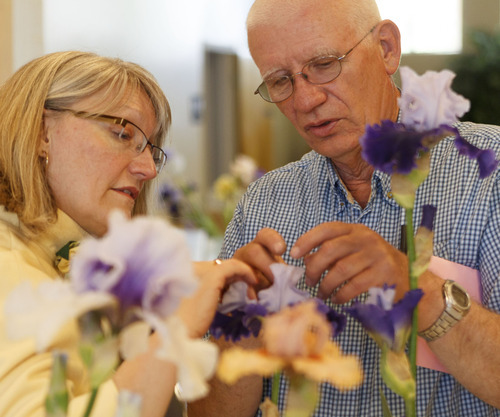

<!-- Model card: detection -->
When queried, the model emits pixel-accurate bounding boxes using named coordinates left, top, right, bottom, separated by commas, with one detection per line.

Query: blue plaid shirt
left=220, top=121, right=500, bottom=416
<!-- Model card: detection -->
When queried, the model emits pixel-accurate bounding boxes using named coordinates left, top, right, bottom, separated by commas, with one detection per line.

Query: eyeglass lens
left=113, top=121, right=166, bottom=173
left=259, top=56, right=343, bottom=103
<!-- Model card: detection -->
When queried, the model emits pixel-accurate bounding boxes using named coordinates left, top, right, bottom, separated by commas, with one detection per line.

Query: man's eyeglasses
left=45, top=107, right=167, bottom=173
left=254, top=25, right=376, bottom=103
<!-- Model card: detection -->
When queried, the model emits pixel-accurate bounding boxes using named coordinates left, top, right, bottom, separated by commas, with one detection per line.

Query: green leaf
left=380, top=346, right=416, bottom=401
left=379, top=387, right=394, bottom=417
left=45, top=352, right=69, bottom=417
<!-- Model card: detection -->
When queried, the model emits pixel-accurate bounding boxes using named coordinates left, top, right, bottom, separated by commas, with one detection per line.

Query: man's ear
left=375, top=20, right=401, bottom=76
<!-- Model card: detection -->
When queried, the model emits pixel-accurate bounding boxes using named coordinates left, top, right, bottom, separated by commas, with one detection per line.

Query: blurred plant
left=159, top=152, right=264, bottom=237
left=451, top=29, right=500, bottom=124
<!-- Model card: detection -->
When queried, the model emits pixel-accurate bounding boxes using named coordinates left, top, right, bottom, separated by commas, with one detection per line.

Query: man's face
left=249, top=5, right=396, bottom=165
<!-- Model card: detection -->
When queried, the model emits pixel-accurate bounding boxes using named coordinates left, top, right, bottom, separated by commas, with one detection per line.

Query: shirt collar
left=0, top=207, right=87, bottom=268
left=318, top=154, right=399, bottom=208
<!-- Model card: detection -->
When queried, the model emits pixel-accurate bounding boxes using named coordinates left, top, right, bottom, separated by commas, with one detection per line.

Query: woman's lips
left=112, top=187, right=139, bottom=200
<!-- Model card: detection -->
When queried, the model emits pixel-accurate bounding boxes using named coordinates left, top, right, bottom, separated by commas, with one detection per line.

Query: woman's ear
left=38, top=109, right=52, bottom=157
left=375, top=19, right=401, bottom=76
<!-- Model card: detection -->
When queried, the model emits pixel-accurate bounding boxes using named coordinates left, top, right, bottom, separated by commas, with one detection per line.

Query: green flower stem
left=405, top=208, right=418, bottom=417
left=82, top=387, right=99, bottom=417
left=271, top=372, right=281, bottom=406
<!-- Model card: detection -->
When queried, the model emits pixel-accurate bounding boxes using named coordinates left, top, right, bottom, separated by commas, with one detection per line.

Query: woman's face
left=42, top=88, right=158, bottom=237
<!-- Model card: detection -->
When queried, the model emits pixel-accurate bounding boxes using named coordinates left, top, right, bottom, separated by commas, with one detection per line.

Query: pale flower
left=398, top=66, right=470, bottom=131
left=71, top=210, right=198, bottom=318
left=5, top=212, right=218, bottom=405
left=213, top=174, right=239, bottom=201
left=259, top=398, right=280, bottom=417
left=230, top=154, right=259, bottom=186
left=262, top=301, right=330, bottom=357
left=217, top=300, right=363, bottom=390
left=150, top=314, right=219, bottom=401
left=115, top=390, right=142, bottom=417
left=4, top=280, right=114, bottom=351
left=218, top=263, right=309, bottom=314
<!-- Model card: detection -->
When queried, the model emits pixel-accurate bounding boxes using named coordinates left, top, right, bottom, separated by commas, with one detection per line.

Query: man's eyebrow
left=262, top=67, right=290, bottom=80
left=261, top=49, right=339, bottom=80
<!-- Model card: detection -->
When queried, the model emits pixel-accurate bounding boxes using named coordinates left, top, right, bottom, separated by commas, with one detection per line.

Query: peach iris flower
left=217, top=301, right=363, bottom=390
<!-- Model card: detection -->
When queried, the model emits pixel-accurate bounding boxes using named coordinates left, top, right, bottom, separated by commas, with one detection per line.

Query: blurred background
left=1, top=0, right=499, bottom=198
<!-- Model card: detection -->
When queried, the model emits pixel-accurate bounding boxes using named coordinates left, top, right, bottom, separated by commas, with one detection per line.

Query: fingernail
left=290, top=246, right=299, bottom=258
left=275, top=241, right=286, bottom=254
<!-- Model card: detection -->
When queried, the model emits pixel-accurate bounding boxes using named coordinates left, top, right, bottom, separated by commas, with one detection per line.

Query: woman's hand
left=176, top=259, right=258, bottom=338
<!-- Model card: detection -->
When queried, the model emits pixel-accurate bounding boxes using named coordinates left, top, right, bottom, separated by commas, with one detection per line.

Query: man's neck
left=333, top=160, right=374, bottom=209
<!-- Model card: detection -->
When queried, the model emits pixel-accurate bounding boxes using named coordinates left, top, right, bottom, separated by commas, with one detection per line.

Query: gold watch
left=418, top=280, right=471, bottom=342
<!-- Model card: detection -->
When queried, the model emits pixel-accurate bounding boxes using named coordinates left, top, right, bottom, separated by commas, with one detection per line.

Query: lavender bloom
left=399, top=66, right=470, bottom=131
left=361, top=67, right=498, bottom=182
left=346, top=285, right=423, bottom=352
left=71, top=211, right=198, bottom=319
left=212, top=263, right=312, bottom=341
left=218, top=263, right=309, bottom=314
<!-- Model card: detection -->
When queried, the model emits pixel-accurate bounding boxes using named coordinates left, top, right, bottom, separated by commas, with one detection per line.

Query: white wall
left=39, top=0, right=252, bottom=189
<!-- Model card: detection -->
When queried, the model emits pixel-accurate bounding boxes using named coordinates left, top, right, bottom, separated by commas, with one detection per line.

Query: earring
left=46, top=154, right=49, bottom=166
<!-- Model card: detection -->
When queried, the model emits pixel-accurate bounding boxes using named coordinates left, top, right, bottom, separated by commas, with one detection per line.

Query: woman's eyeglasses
left=45, top=107, right=167, bottom=173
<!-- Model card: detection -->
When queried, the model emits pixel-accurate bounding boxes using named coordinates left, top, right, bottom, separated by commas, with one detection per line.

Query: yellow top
left=0, top=207, right=118, bottom=417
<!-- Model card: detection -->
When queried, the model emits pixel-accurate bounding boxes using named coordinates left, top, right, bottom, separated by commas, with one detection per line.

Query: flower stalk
left=82, top=387, right=99, bottom=417
left=405, top=207, right=417, bottom=417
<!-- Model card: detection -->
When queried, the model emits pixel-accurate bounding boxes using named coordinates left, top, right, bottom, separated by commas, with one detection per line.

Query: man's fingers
left=290, top=222, right=351, bottom=259
left=253, top=228, right=287, bottom=255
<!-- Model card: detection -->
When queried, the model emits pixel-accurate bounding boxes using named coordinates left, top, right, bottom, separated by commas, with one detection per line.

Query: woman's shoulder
left=0, top=215, right=57, bottom=286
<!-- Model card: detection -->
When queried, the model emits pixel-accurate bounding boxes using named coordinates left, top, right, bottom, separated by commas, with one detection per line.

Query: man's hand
left=290, top=222, right=409, bottom=303
left=233, top=228, right=287, bottom=294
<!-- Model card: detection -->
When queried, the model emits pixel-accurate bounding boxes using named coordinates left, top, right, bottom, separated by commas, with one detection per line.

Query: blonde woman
left=0, top=51, right=256, bottom=417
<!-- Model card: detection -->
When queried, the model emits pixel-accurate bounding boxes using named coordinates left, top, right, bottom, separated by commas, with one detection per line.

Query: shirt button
left=387, top=192, right=393, bottom=199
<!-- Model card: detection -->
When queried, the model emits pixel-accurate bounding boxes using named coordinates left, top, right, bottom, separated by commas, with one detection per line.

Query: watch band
left=418, top=280, right=471, bottom=342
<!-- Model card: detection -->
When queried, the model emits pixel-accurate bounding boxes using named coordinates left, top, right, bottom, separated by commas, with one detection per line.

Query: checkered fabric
left=220, top=121, right=500, bottom=416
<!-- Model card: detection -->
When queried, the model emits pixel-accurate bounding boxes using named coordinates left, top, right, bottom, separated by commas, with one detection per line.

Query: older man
left=188, top=0, right=500, bottom=415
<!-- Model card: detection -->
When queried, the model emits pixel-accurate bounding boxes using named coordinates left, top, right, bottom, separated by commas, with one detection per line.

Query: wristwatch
left=418, top=280, right=471, bottom=342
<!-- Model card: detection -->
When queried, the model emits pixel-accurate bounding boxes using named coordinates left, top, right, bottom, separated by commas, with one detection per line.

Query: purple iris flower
left=361, top=121, right=499, bottom=179
left=454, top=135, right=499, bottom=178
left=360, top=120, right=429, bottom=175
left=71, top=211, right=197, bottom=319
left=159, top=183, right=183, bottom=218
left=218, top=263, right=310, bottom=314
left=315, top=299, right=347, bottom=336
left=210, top=304, right=267, bottom=342
left=346, top=285, right=423, bottom=352
left=211, top=263, right=349, bottom=341
left=420, top=205, right=437, bottom=231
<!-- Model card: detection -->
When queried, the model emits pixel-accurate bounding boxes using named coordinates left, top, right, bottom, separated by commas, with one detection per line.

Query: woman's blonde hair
left=0, top=51, right=171, bottom=236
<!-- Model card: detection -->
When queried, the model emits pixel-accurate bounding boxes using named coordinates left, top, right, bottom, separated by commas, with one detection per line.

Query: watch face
left=451, top=284, right=469, bottom=307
